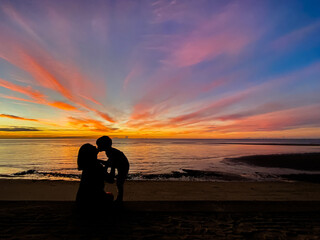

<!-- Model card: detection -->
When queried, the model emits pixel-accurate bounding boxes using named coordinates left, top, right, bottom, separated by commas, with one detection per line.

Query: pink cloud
left=156, top=3, right=261, bottom=67
left=126, top=61, right=318, bottom=131
left=128, top=63, right=310, bottom=129
left=151, top=0, right=204, bottom=24
left=272, top=20, right=320, bottom=51
left=168, top=88, right=252, bottom=125
left=170, top=61, right=320, bottom=125
left=214, top=104, right=320, bottom=133
left=123, top=65, right=143, bottom=91
left=128, top=64, right=247, bottom=124
left=79, top=94, right=102, bottom=106
left=1, top=4, right=44, bottom=44
left=130, top=72, right=186, bottom=120
left=165, top=32, right=251, bottom=67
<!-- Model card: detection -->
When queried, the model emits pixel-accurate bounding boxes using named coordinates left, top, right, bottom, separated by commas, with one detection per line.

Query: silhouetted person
left=76, top=143, right=114, bottom=208
left=96, top=136, right=129, bottom=202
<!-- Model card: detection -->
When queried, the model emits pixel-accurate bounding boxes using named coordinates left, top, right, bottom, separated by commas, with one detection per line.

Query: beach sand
left=1, top=179, right=320, bottom=239
left=1, top=179, right=320, bottom=201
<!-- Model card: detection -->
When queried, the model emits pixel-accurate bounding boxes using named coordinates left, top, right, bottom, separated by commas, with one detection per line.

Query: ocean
left=0, top=138, right=320, bottom=181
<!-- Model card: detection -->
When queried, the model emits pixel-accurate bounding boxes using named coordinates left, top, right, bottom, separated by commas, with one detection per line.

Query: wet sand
left=1, top=179, right=320, bottom=239
left=226, top=152, right=320, bottom=171
left=225, top=152, right=320, bottom=183
left=1, top=179, right=320, bottom=201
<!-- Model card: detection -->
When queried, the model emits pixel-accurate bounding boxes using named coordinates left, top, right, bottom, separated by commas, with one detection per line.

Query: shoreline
left=1, top=151, right=320, bottom=183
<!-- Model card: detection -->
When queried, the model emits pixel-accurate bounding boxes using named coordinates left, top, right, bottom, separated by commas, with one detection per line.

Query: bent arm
left=98, top=159, right=112, bottom=169
left=98, top=160, right=115, bottom=183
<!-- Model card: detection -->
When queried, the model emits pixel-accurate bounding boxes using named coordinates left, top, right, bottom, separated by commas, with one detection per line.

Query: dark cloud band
left=0, top=127, right=41, bottom=132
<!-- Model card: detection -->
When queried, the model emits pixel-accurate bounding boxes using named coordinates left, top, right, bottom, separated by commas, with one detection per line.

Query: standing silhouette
left=96, top=136, right=129, bottom=202
left=76, top=143, right=114, bottom=207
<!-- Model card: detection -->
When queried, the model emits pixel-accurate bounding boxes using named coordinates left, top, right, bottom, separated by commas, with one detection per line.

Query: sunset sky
left=0, top=0, right=320, bottom=138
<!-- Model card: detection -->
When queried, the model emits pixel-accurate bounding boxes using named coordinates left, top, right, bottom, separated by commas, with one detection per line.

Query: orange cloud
left=47, top=101, right=78, bottom=111
left=95, top=110, right=115, bottom=123
left=20, top=52, right=73, bottom=100
left=0, top=35, right=74, bottom=102
left=0, top=78, right=45, bottom=101
left=0, top=94, right=38, bottom=104
left=0, top=113, right=65, bottom=128
left=0, top=22, right=113, bottom=121
left=68, top=117, right=114, bottom=132
left=0, top=80, right=79, bottom=111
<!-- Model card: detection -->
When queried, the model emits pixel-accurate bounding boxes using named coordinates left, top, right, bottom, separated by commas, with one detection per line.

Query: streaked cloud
left=272, top=20, right=320, bottom=51
left=0, top=79, right=79, bottom=111
left=150, top=2, right=262, bottom=67
left=47, top=102, right=78, bottom=111
left=68, top=117, right=114, bottom=132
left=0, top=0, right=319, bottom=138
left=0, top=127, right=41, bottom=131
left=0, top=78, right=45, bottom=101
left=0, top=114, right=38, bottom=122
left=123, top=64, right=143, bottom=91
left=213, top=104, right=320, bottom=133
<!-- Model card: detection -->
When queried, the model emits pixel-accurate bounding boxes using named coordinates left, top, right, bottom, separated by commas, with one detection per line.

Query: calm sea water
left=0, top=138, right=320, bottom=181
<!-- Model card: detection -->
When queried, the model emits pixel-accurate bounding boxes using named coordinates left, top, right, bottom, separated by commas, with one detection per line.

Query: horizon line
left=0, top=137, right=320, bottom=140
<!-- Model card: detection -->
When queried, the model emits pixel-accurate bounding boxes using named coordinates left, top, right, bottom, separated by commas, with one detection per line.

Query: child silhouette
left=96, top=136, right=129, bottom=202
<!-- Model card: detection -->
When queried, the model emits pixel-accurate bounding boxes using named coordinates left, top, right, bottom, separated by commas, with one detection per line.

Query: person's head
left=77, top=143, right=98, bottom=170
left=96, top=136, right=112, bottom=152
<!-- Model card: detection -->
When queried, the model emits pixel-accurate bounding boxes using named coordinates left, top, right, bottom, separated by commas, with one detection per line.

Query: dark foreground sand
left=2, top=201, right=320, bottom=240
left=1, top=179, right=320, bottom=239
